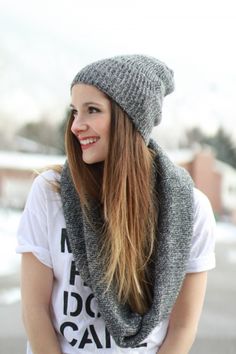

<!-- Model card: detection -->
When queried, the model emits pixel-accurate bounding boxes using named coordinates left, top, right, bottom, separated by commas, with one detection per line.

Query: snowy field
left=0, top=208, right=22, bottom=277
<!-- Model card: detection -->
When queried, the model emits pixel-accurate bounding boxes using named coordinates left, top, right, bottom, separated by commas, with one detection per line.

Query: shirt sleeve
left=16, top=171, right=58, bottom=268
left=186, top=188, right=216, bottom=273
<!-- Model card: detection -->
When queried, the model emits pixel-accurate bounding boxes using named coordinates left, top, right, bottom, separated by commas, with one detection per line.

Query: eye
left=71, top=109, right=78, bottom=117
left=88, top=106, right=100, bottom=114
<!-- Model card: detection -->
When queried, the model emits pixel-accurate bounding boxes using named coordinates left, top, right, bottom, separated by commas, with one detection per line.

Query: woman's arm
left=21, top=253, right=62, bottom=354
left=158, top=271, right=207, bottom=354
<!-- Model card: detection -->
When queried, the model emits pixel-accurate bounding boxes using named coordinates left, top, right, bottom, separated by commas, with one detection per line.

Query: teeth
left=80, top=138, right=99, bottom=145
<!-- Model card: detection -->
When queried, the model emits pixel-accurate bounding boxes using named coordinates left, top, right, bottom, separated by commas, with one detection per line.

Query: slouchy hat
left=71, top=54, right=174, bottom=144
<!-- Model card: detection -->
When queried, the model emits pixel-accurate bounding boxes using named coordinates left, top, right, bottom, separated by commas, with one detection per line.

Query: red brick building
left=0, top=151, right=65, bottom=209
left=168, top=146, right=236, bottom=222
left=180, top=148, right=222, bottom=215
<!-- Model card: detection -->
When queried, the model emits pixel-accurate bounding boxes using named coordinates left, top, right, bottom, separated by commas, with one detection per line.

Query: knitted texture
left=60, top=139, right=194, bottom=348
left=71, top=55, right=174, bottom=144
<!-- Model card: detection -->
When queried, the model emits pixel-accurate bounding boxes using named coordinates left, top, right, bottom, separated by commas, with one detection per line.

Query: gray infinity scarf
left=60, top=139, right=194, bottom=348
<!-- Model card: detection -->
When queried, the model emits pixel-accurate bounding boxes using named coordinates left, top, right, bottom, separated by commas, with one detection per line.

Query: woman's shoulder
left=37, top=167, right=62, bottom=181
left=26, top=168, right=62, bottom=210
left=193, top=188, right=215, bottom=221
left=192, top=187, right=216, bottom=239
left=32, top=168, right=62, bottom=191
left=187, top=188, right=216, bottom=272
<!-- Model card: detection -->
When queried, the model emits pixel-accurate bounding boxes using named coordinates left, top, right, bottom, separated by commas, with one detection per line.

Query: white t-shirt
left=16, top=170, right=216, bottom=354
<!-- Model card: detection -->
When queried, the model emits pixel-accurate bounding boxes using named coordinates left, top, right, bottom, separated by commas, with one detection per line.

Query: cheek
left=103, top=125, right=110, bottom=137
left=102, top=118, right=111, bottom=137
left=94, top=121, right=109, bottom=136
left=70, top=121, right=76, bottom=135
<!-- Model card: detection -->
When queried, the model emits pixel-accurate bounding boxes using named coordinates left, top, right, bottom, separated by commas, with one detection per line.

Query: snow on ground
left=0, top=209, right=22, bottom=276
left=215, top=221, right=236, bottom=244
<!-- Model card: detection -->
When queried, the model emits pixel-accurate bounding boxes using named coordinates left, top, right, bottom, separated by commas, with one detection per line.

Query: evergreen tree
left=203, top=127, right=236, bottom=169
left=184, top=127, right=205, bottom=147
left=57, top=108, right=71, bottom=154
left=184, top=126, right=236, bottom=169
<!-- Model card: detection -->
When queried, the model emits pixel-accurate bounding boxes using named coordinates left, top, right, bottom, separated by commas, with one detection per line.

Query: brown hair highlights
left=65, top=99, right=158, bottom=314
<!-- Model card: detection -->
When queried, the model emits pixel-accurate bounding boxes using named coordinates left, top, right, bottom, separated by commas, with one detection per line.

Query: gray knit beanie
left=71, top=54, right=174, bottom=144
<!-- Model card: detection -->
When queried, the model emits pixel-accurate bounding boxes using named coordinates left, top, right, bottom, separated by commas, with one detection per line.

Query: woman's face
left=70, top=84, right=111, bottom=164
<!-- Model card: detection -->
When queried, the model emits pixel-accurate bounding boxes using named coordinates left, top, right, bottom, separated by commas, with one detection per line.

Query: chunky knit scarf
left=60, top=139, right=194, bottom=348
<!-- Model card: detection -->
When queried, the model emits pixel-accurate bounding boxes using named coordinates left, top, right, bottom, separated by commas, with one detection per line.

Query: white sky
left=0, top=0, right=236, bottom=142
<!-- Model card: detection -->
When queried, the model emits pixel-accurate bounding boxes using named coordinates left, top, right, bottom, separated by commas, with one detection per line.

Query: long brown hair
left=65, top=99, right=158, bottom=314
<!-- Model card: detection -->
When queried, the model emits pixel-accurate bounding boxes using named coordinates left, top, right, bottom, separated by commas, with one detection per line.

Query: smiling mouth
left=80, top=138, right=100, bottom=149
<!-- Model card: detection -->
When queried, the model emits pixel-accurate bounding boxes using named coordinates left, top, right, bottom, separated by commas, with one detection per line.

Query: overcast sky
left=1, top=0, right=236, bottom=143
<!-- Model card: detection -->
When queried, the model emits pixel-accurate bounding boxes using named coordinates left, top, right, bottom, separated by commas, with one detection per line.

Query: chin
left=82, top=151, right=107, bottom=165
left=83, top=157, right=105, bottom=164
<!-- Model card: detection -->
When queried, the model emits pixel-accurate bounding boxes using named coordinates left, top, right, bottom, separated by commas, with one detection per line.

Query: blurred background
left=0, top=0, right=236, bottom=353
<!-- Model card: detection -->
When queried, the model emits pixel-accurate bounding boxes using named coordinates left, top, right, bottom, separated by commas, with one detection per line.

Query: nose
left=71, top=115, right=88, bottom=135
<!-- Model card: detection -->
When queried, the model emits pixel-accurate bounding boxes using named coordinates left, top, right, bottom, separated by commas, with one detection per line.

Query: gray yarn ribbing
left=60, top=139, right=194, bottom=348
left=71, top=55, right=174, bottom=144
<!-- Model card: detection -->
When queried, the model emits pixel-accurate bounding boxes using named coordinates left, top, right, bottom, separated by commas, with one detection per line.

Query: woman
left=17, top=54, right=216, bottom=354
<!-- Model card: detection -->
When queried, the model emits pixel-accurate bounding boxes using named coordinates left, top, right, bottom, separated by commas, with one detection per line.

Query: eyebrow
left=70, top=102, right=104, bottom=109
